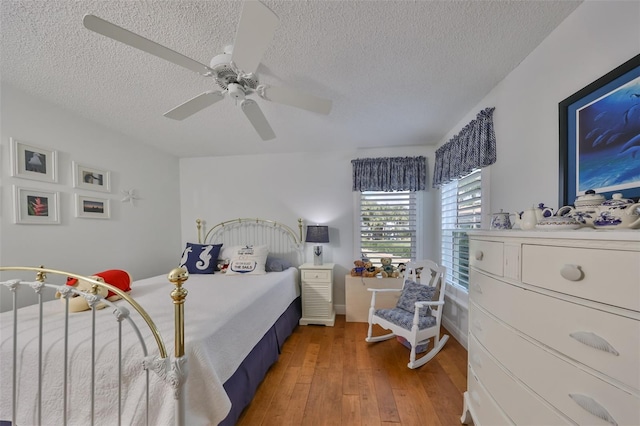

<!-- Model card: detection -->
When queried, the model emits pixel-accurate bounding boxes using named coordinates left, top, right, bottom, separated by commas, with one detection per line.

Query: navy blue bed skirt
left=219, top=296, right=302, bottom=425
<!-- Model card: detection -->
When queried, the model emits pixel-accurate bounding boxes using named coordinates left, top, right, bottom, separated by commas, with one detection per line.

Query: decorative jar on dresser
left=461, top=230, right=640, bottom=426
left=299, top=263, right=335, bottom=326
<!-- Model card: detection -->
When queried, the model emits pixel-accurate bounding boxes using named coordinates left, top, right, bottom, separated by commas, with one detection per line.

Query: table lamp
left=305, top=225, right=330, bottom=265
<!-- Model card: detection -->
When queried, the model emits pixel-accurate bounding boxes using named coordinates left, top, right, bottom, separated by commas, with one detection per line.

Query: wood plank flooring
left=237, top=315, right=468, bottom=425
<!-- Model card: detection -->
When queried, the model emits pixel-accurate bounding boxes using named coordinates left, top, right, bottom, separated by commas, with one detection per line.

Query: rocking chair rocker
left=365, top=260, right=449, bottom=369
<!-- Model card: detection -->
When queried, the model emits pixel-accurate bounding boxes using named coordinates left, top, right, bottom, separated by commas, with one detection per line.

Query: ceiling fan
left=83, top=1, right=332, bottom=141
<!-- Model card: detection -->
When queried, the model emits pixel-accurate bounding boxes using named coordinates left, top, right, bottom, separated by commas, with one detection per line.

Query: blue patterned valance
left=352, top=156, right=426, bottom=192
left=432, top=107, right=496, bottom=188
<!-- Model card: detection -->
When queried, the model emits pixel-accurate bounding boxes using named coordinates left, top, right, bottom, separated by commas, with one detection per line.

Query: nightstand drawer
left=302, top=270, right=331, bottom=282
left=522, top=244, right=640, bottom=311
left=469, top=239, right=504, bottom=277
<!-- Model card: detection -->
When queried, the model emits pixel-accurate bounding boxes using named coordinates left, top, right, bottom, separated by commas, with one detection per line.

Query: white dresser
left=461, top=230, right=640, bottom=426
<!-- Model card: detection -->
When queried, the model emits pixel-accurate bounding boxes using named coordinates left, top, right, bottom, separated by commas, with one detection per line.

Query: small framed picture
left=13, top=186, right=60, bottom=224
left=75, top=194, right=110, bottom=219
left=10, top=138, right=58, bottom=183
left=72, top=161, right=111, bottom=192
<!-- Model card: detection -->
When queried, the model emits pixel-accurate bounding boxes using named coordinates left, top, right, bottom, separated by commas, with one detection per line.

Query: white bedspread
left=0, top=268, right=299, bottom=425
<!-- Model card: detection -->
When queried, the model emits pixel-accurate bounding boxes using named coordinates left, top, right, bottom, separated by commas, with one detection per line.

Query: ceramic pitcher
left=489, top=209, right=512, bottom=230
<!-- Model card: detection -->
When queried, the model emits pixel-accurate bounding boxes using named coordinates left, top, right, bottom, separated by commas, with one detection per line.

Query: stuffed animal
left=350, top=260, right=366, bottom=276
left=397, top=263, right=406, bottom=278
left=56, top=269, right=132, bottom=313
left=218, top=259, right=230, bottom=273
left=380, top=257, right=399, bottom=278
left=362, top=261, right=382, bottom=278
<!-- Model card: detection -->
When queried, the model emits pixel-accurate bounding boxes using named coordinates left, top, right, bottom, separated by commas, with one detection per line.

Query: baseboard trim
left=443, top=316, right=468, bottom=351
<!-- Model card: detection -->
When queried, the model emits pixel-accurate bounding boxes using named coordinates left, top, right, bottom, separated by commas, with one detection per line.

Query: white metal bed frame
left=0, top=266, right=189, bottom=426
left=1, top=217, right=304, bottom=426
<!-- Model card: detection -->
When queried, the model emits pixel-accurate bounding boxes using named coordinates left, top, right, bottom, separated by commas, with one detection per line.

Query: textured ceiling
left=1, top=0, right=581, bottom=158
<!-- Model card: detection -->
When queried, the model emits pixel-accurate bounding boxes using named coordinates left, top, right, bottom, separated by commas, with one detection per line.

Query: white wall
left=179, top=145, right=438, bottom=310
left=438, top=0, right=640, bottom=348
left=0, top=84, right=182, bottom=312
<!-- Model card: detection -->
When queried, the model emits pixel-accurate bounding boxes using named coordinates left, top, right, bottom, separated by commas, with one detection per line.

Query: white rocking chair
left=365, top=260, right=449, bottom=369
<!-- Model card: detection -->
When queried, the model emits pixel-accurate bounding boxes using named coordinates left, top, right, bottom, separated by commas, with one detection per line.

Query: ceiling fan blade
left=241, top=99, right=276, bottom=141
left=262, top=86, right=332, bottom=115
left=164, top=91, right=225, bottom=120
left=231, top=1, right=279, bottom=75
left=83, top=14, right=213, bottom=76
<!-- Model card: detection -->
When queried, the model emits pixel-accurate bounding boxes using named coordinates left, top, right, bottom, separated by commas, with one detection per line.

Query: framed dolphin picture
left=559, top=53, right=640, bottom=207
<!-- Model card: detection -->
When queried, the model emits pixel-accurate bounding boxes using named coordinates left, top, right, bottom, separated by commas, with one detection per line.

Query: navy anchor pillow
left=179, top=243, right=223, bottom=274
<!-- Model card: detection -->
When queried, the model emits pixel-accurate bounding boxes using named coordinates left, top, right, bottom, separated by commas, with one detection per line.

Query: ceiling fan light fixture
left=228, top=83, right=246, bottom=101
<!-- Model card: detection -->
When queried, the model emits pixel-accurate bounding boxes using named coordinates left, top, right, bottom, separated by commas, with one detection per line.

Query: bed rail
left=0, top=266, right=189, bottom=426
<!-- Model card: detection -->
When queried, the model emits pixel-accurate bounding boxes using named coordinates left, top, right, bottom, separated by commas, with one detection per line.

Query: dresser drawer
left=521, top=244, right=640, bottom=312
left=467, top=365, right=513, bottom=426
left=301, top=270, right=332, bottom=282
left=471, top=304, right=640, bottom=426
left=470, top=271, right=640, bottom=390
left=469, top=335, right=569, bottom=425
left=469, top=239, right=504, bottom=277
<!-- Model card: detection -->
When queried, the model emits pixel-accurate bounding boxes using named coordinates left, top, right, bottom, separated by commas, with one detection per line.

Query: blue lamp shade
left=305, top=225, right=330, bottom=243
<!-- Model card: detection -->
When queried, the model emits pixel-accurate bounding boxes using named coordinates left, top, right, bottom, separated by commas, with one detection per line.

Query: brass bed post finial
left=36, top=265, right=46, bottom=282
left=168, top=267, right=189, bottom=358
left=298, top=218, right=303, bottom=242
left=196, top=218, right=202, bottom=244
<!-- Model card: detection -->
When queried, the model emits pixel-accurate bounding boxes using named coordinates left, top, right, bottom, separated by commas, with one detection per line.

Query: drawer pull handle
left=474, top=250, right=484, bottom=261
left=569, top=331, right=619, bottom=356
left=471, top=282, right=483, bottom=294
left=569, top=393, right=618, bottom=426
left=472, top=320, right=482, bottom=332
left=560, top=264, right=583, bottom=281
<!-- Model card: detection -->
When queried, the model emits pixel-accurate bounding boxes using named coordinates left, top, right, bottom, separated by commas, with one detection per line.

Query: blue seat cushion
left=375, top=307, right=437, bottom=330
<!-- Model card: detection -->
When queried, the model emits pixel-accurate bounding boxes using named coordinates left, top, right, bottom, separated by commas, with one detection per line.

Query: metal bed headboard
left=196, top=218, right=305, bottom=267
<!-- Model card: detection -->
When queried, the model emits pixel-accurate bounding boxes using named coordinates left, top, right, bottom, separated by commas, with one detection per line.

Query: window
left=357, top=191, right=419, bottom=266
left=441, top=169, right=482, bottom=289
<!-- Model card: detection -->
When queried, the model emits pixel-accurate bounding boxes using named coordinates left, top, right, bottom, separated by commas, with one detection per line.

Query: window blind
left=441, top=169, right=482, bottom=289
left=359, top=191, right=416, bottom=266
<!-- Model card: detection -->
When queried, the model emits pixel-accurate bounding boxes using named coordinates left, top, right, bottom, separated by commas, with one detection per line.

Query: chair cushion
left=375, top=308, right=437, bottom=330
left=396, top=280, right=437, bottom=316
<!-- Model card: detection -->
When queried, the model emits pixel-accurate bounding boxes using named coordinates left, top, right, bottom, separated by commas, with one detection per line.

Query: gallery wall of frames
left=10, top=137, right=113, bottom=224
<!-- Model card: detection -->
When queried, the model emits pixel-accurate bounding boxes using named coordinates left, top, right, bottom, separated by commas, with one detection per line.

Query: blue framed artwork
left=559, top=53, right=640, bottom=207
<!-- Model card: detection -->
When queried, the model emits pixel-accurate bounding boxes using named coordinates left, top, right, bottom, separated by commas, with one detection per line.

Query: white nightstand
left=299, top=263, right=335, bottom=326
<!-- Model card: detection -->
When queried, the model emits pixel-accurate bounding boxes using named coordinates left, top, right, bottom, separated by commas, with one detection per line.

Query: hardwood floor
left=237, top=315, right=468, bottom=425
